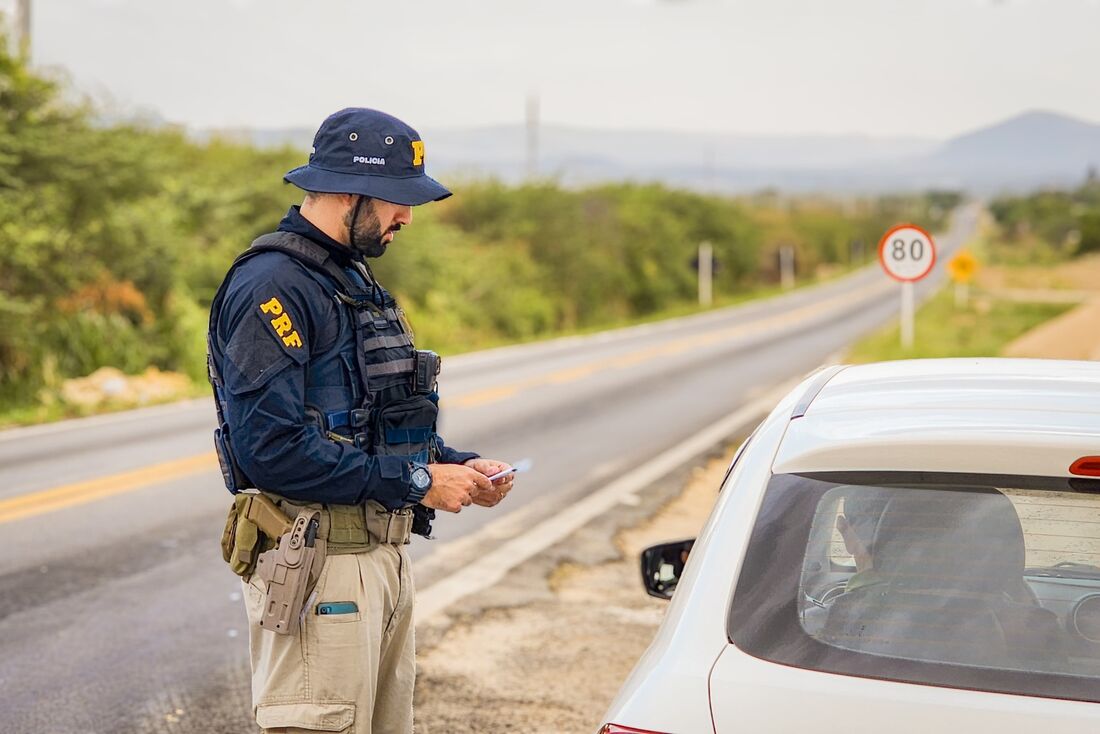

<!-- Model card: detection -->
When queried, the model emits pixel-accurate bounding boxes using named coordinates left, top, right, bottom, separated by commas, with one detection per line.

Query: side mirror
left=640, top=538, right=695, bottom=600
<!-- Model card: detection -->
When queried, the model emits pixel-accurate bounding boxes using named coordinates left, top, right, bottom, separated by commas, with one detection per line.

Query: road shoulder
left=1003, top=296, right=1100, bottom=360
left=413, top=442, right=736, bottom=733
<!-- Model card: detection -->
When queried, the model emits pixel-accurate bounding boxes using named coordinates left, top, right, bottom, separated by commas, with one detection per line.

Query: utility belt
left=275, top=496, right=416, bottom=552
left=221, top=492, right=414, bottom=576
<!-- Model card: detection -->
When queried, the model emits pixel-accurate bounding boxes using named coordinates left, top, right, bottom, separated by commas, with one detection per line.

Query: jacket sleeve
left=215, top=260, right=413, bottom=507
left=433, top=434, right=479, bottom=465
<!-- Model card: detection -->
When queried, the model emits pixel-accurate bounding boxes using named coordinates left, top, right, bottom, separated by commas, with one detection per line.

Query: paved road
left=0, top=205, right=977, bottom=733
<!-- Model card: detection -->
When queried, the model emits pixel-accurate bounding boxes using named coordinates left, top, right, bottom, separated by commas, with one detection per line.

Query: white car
left=601, top=358, right=1100, bottom=734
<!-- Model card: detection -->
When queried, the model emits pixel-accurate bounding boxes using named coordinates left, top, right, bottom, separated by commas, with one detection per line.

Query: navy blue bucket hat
left=284, top=108, right=451, bottom=206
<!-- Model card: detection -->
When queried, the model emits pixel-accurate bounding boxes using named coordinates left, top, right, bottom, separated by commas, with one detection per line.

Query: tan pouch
left=233, top=507, right=261, bottom=577
left=222, top=493, right=294, bottom=578
left=220, top=500, right=238, bottom=564
left=220, top=494, right=263, bottom=577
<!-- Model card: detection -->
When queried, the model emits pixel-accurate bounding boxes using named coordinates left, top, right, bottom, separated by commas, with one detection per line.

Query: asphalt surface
left=0, top=205, right=977, bottom=733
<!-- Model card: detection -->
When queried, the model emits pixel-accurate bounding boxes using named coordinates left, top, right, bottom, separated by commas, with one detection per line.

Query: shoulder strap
left=249, top=232, right=376, bottom=303
left=250, top=231, right=329, bottom=268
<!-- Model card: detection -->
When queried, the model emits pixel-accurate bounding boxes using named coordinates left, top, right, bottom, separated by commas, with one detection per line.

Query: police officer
left=208, top=107, right=515, bottom=734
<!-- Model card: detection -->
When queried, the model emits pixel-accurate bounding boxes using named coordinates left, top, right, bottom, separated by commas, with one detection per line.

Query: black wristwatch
left=406, top=461, right=433, bottom=503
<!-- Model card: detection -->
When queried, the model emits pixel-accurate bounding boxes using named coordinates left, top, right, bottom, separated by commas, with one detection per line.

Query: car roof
left=771, top=358, right=1100, bottom=478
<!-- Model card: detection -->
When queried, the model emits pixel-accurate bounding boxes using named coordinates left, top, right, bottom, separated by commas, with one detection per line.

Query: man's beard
left=344, top=198, right=395, bottom=259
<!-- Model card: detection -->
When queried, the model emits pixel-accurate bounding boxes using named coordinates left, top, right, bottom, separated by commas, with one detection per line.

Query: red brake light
left=598, top=725, right=670, bottom=734
left=1070, top=456, right=1100, bottom=477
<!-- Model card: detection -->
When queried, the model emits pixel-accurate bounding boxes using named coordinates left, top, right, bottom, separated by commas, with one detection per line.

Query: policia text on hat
left=208, top=108, right=516, bottom=734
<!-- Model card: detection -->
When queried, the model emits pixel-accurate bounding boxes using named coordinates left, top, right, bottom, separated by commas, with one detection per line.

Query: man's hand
left=463, top=458, right=515, bottom=508
left=422, top=464, right=492, bottom=513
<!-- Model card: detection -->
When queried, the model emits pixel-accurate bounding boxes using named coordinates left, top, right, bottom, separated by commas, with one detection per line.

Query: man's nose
left=395, top=205, right=412, bottom=226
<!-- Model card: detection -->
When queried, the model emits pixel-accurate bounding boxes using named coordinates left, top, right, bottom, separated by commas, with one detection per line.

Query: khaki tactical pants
left=243, top=545, right=415, bottom=734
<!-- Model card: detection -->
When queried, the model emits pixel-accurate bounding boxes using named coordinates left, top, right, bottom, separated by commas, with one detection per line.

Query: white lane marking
left=414, top=378, right=800, bottom=623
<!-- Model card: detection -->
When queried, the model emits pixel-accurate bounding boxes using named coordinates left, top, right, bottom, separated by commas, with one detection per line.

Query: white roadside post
left=779, top=246, right=795, bottom=290
left=698, top=241, right=713, bottom=307
left=878, top=224, right=936, bottom=350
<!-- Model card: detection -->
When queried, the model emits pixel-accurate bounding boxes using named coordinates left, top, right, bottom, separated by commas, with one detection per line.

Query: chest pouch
left=371, top=393, right=439, bottom=465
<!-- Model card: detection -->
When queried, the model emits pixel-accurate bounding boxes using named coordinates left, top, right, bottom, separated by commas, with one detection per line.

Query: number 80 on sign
left=878, top=223, right=937, bottom=282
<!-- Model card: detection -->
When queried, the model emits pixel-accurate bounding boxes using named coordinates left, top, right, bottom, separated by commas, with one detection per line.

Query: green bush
left=989, top=181, right=1100, bottom=261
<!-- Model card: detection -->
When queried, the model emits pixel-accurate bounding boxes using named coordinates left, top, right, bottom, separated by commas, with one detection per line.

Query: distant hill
left=197, top=110, right=1100, bottom=194
left=917, top=110, right=1100, bottom=189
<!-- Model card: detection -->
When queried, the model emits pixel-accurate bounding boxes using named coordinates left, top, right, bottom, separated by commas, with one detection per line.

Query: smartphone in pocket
left=316, top=601, right=358, bottom=615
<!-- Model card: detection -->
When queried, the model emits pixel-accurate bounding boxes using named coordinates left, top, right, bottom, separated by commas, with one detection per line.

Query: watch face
left=412, top=468, right=431, bottom=490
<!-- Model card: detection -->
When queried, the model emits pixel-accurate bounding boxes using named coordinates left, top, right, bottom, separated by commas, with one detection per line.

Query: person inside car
left=836, top=491, right=890, bottom=594
left=825, top=488, right=1067, bottom=669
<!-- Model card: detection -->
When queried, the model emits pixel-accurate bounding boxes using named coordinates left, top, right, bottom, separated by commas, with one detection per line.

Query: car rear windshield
left=727, top=472, right=1100, bottom=703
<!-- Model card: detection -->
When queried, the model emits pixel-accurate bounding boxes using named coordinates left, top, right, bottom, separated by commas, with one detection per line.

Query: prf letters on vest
left=260, top=297, right=303, bottom=348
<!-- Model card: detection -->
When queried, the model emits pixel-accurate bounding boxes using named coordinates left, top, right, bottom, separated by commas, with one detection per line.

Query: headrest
left=871, top=488, right=1025, bottom=593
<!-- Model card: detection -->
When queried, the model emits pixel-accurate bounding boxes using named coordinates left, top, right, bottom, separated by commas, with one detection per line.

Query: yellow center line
left=0, top=452, right=219, bottom=525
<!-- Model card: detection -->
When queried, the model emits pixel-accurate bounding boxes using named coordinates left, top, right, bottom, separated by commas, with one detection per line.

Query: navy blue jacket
left=209, top=207, right=476, bottom=509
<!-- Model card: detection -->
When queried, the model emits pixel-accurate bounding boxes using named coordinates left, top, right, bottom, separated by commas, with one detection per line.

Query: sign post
left=878, top=224, right=937, bottom=350
left=947, top=249, right=978, bottom=308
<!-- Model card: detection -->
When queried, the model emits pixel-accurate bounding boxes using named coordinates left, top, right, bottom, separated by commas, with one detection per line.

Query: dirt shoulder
left=980, top=254, right=1100, bottom=294
left=413, top=445, right=736, bottom=733
left=985, top=255, right=1100, bottom=361
left=1002, top=297, right=1100, bottom=360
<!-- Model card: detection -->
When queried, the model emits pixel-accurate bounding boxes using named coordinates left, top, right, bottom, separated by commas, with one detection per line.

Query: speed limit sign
left=879, top=224, right=936, bottom=282
left=879, top=223, right=936, bottom=350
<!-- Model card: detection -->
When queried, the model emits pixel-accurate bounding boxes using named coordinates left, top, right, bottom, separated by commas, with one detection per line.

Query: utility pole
left=14, top=0, right=31, bottom=57
left=525, top=93, right=539, bottom=181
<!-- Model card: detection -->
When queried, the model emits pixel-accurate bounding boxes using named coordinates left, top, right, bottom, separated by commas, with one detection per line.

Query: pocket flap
left=256, top=702, right=355, bottom=731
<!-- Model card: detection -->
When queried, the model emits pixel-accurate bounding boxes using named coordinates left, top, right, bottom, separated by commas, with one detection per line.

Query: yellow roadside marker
left=948, top=249, right=979, bottom=284
left=947, top=249, right=979, bottom=307
left=0, top=452, right=219, bottom=525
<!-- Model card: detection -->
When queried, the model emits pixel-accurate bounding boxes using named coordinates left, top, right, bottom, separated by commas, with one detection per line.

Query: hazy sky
left=13, top=0, right=1100, bottom=138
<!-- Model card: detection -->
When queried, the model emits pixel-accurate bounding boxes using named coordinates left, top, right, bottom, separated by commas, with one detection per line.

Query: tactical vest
left=207, top=232, right=441, bottom=508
